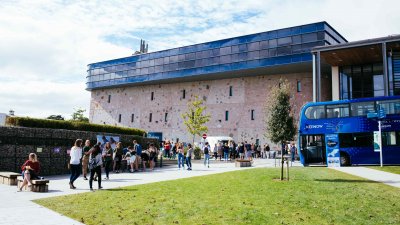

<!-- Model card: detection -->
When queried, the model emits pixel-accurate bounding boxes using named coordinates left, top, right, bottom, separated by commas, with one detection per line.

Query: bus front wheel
left=340, top=152, right=351, bottom=166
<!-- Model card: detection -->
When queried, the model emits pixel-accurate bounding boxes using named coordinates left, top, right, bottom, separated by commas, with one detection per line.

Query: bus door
left=300, top=134, right=326, bottom=165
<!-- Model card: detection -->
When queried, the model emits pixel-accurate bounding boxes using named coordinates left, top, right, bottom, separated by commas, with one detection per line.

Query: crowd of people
left=66, top=138, right=162, bottom=191
left=17, top=138, right=297, bottom=192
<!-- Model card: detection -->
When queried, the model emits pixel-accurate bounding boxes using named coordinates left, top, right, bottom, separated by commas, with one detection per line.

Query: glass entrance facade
left=339, top=63, right=384, bottom=99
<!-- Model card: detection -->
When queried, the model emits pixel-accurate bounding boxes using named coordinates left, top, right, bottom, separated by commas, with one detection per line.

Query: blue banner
left=325, top=134, right=340, bottom=167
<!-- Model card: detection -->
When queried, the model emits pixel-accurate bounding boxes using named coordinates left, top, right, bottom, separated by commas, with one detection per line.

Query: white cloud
left=0, top=0, right=399, bottom=119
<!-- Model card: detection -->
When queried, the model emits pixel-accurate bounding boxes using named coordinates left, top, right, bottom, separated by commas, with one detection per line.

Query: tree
left=71, top=108, right=89, bottom=123
left=47, top=115, right=64, bottom=120
left=181, top=96, right=211, bottom=145
left=265, top=79, right=296, bottom=180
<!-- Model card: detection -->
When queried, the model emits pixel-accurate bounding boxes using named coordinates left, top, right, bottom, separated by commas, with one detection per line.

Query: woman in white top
left=69, top=139, right=83, bottom=189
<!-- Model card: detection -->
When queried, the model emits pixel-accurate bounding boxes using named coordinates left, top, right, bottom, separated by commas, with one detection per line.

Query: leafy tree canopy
left=265, top=79, right=296, bottom=144
left=71, top=108, right=89, bottom=123
left=181, top=96, right=211, bottom=144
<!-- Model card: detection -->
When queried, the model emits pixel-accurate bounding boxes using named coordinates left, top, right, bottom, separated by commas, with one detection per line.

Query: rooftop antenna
left=133, top=39, right=149, bottom=55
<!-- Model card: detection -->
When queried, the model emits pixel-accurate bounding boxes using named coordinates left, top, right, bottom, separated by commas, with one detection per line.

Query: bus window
left=377, top=99, right=400, bottom=115
left=339, top=133, right=373, bottom=147
left=326, top=104, right=349, bottom=118
left=305, top=105, right=325, bottom=119
left=382, top=131, right=397, bottom=146
left=350, top=101, right=375, bottom=116
left=300, top=134, right=326, bottom=164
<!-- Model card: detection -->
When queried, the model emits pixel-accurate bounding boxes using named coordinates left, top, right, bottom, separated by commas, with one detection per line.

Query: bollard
left=286, top=159, right=289, bottom=181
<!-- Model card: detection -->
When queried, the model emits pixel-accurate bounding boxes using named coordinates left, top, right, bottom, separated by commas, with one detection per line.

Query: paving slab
left=332, top=167, right=400, bottom=188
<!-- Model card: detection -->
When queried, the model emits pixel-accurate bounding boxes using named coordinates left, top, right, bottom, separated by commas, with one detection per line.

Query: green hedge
left=6, top=117, right=146, bottom=136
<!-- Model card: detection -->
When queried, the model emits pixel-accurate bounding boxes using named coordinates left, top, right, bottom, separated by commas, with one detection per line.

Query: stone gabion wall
left=0, top=126, right=156, bottom=176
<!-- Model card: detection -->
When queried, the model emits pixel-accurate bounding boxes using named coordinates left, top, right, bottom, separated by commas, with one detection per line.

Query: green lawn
left=35, top=168, right=400, bottom=225
left=366, top=166, right=400, bottom=175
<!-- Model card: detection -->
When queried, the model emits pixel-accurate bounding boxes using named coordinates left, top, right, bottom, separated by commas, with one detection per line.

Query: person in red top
left=18, top=153, right=41, bottom=191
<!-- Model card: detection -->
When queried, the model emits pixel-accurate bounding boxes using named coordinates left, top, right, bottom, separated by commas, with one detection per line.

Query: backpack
left=135, top=144, right=142, bottom=155
left=88, top=156, right=97, bottom=170
left=204, top=147, right=209, bottom=155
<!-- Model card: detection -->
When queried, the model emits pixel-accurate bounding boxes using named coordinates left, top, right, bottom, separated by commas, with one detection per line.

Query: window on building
left=149, top=113, right=152, bottom=122
left=108, top=95, right=111, bottom=103
left=182, top=89, right=186, bottom=99
left=339, top=63, right=383, bottom=100
left=118, top=114, right=121, bottom=123
left=225, top=111, right=229, bottom=121
left=131, top=114, right=134, bottom=123
left=151, top=92, right=154, bottom=101
left=297, top=80, right=301, bottom=92
left=165, top=112, right=168, bottom=122
left=251, top=110, right=255, bottom=120
left=229, top=86, right=233, bottom=96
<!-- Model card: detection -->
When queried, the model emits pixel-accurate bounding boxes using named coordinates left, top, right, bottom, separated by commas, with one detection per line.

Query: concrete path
left=332, top=167, right=400, bottom=188
left=0, top=158, right=297, bottom=225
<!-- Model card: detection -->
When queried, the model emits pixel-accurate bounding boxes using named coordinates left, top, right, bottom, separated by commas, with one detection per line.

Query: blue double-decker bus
left=298, top=96, right=400, bottom=166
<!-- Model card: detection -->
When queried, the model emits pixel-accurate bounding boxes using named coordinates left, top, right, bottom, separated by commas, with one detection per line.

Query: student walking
left=290, top=142, right=297, bottom=166
left=89, top=144, right=103, bottom=191
left=223, top=143, right=230, bottom=162
left=69, top=139, right=83, bottom=189
left=82, top=140, right=91, bottom=180
left=203, top=142, right=210, bottom=168
left=213, top=144, right=218, bottom=160
left=186, top=144, right=193, bottom=170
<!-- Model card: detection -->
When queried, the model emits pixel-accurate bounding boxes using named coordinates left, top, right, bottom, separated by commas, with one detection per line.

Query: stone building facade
left=90, top=72, right=317, bottom=146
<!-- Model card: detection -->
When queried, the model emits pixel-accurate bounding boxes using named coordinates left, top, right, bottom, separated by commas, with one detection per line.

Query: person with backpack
left=133, top=140, right=142, bottom=172
left=89, top=144, right=103, bottom=191
left=203, top=142, right=210, bottom=168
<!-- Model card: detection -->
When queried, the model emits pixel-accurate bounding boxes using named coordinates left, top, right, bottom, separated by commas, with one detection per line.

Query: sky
left=1, top=0, right=400, bottom=119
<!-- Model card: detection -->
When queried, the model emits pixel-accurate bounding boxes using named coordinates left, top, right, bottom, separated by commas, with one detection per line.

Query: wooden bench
left=235, top=159, right=252, bottom=167
left=17, top=176, right=49, bottom=192
left=0, top=172, right=20, bottom=185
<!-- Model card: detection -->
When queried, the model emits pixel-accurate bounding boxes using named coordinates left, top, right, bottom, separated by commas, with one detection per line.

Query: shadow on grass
left=105, top=188, right=139, bottom=192
left=315, top=179, right=379, bottom=183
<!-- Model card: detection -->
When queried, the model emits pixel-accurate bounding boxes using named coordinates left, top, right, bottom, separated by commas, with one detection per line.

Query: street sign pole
left=378, top=120, right=383, bottom=167
left=369, top=106, right=385, bottom=167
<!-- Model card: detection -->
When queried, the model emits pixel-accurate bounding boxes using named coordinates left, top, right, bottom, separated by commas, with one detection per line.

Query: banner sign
left=96, top=135, right=120, bottom=150
left=325, top=134, right=340, bottom=167
left=373, top=131, right=381, bottom=152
